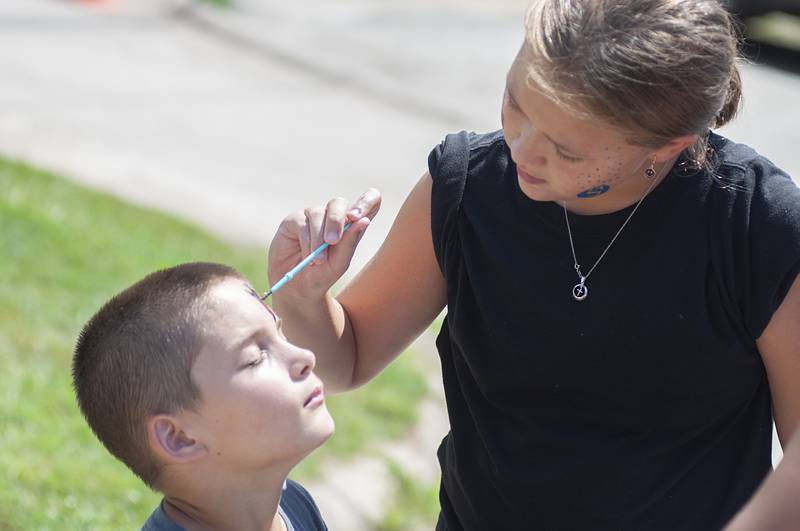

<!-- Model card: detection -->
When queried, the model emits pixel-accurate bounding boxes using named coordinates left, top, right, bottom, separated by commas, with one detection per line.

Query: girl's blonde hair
left=524, top=0, right=742, bottom=169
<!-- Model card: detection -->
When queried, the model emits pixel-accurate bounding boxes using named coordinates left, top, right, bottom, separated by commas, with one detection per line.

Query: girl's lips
left=304, top=386, right=324, bottom=408
left=518, top=167, right=546, bottom=185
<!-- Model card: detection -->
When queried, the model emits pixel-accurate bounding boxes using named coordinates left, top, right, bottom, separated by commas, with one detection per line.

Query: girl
left=268, top=0, right=800, bottom=529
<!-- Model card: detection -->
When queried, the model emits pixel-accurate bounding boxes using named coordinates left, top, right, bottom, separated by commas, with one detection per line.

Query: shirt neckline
left=507, top=146, right=692, bottom=239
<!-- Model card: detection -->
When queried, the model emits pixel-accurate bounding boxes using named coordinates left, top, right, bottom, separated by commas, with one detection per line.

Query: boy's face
left=185, top=277, right=334, bottom=470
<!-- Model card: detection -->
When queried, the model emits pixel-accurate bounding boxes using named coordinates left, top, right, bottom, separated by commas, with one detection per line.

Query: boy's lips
left=304, top=386, right=324, bottom=408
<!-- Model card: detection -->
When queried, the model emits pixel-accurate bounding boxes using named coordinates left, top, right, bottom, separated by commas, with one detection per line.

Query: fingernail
left=326, top=231, right=339, bottom=243
left=348, top=207, right=362, bottom=217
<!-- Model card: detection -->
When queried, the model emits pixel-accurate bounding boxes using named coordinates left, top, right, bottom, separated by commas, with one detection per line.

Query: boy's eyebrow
left=505, top=81, right=521, bottom=109
left=231, top=328, right=260, bottom=354
left=245, top=284, right=260, bottom=299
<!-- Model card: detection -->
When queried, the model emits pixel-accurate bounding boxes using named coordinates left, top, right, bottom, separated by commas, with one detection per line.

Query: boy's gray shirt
left=141, top=502, right=295, bottom=531
left=140, top=501, right=184, bottom=531
left=141, top=480, right=324, bottom=531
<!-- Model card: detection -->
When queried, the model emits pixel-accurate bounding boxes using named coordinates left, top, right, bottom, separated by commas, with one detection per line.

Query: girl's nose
left=510, top=126, right=547, bottom=166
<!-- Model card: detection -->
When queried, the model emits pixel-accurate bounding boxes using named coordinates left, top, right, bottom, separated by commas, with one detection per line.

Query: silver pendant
left=572, top=281, right=588, bottom=301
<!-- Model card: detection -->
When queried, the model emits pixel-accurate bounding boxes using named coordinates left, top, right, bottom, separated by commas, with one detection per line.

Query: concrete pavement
left=0, top=0, right=526, bottom=273
left=2, top=0, right=798, bottom=266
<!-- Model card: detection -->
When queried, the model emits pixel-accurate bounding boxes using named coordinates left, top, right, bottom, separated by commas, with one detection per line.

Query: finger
left=328, top=216, right=371, bottom=272
left=269, top=211, right=306, bottom=279
left=295, top=209, right=312, bottom=259
left=304, top=206, right=327, bottom=262
left=346, top=188, right=382, bottom=222
left=273, top=212, right=306, bottom=254
left=323, top=197, right=349, bottom=245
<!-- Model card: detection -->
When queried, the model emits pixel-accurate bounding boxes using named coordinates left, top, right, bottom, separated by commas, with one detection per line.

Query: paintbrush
left=261, top=222, right=352, bottom=300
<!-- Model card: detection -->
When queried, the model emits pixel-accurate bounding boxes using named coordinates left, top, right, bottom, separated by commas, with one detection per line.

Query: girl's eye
left=555, top=149, right=581, bottom=163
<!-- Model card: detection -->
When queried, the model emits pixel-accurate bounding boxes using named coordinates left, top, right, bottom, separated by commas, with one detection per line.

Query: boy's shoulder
left=141, top=500, right=185, bottom=531
left=139, top=480, right=327, bottom=531
left=280, top=479, right=328, bottom=531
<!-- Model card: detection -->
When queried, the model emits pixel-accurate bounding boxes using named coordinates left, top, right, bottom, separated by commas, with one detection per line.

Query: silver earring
left=644, top=157, right=656, bottom=178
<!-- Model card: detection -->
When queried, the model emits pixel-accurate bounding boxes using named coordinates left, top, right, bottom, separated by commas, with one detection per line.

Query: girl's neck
left=563, top=154, right=677, bottom=216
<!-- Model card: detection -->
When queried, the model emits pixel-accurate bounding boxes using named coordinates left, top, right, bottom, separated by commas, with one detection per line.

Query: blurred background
left=1, top=0, right=798, bottom=529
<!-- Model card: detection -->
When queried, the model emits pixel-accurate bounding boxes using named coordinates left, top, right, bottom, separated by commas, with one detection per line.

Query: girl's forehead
left=511, top=87, right=638, bottom=157
left=506, top=53, right=641, bottom=153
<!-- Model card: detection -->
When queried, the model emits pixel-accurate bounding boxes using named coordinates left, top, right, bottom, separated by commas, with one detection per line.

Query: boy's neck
left=161, top=468, right=290, bottom=531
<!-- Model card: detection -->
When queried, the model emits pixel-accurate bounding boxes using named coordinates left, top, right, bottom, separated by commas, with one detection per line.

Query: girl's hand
left=268, top=189, right=381, bottom=301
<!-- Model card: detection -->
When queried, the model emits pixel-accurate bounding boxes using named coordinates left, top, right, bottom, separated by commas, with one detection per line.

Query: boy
left=72, top=262, right=332, bottom=530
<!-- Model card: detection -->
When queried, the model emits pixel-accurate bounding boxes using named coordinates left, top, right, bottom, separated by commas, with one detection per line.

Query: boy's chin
left=304, top=410, right=336, bottom=449
left=316, top=411, right=335, bottom=444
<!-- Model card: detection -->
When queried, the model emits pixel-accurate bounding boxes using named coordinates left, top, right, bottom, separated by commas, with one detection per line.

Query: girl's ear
left=654, top=133, right=699, bottom=162
left=147, top=415, right=208, bottom=464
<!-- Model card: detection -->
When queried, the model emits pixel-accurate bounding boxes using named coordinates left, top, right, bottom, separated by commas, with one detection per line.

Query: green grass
left=378, top=458, right=441, bottom=531
left=0, top=159, right=427, bottom=529
left=200, top=0, right=233, bottom=7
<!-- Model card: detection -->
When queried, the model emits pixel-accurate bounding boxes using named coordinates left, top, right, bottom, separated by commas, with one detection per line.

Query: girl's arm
left=724, top=428, right=800, bottom=530
left=758, top=273, right=800, bottom=446
left=727, top=274, right=800, bottom=529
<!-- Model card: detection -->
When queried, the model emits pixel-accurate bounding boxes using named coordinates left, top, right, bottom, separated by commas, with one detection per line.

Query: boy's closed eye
left=240, top=347, right=271, bottom=370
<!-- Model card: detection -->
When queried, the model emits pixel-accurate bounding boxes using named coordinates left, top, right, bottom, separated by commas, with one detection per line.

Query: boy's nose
left=289, top=346, right=316, bottom=380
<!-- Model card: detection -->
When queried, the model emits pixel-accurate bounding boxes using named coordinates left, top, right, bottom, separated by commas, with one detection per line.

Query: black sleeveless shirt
left=428, top=130, right=800, bottom=530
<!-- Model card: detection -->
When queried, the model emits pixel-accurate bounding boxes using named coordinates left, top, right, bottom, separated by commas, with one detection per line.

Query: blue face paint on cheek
left=577, top=184, right=610, bottom=198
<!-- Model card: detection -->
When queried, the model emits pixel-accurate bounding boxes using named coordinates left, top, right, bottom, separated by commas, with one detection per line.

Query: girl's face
left=501, top=52, right=655, bottom=213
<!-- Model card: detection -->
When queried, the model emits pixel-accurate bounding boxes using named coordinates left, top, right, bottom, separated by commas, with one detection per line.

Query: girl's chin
left=518, top=179, right=560, bottom=202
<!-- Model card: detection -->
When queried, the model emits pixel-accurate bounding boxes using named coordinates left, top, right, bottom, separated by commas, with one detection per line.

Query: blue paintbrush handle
left=264, top=222, right=352, bottom=298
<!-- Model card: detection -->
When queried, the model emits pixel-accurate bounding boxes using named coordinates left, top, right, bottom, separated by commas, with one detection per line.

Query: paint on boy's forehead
left=244, top=285, right=278, bottom=321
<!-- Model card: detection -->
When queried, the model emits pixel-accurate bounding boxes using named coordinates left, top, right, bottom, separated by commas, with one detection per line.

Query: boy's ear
left=147, top=415, right=208, bottom=464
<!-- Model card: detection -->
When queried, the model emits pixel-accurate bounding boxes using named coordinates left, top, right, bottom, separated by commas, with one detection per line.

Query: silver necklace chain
left=563, top=173, right=661, bottom=301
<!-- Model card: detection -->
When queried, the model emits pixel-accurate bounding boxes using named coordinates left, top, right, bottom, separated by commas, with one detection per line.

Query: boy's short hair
left=72, top=262, right=244, bottom=488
